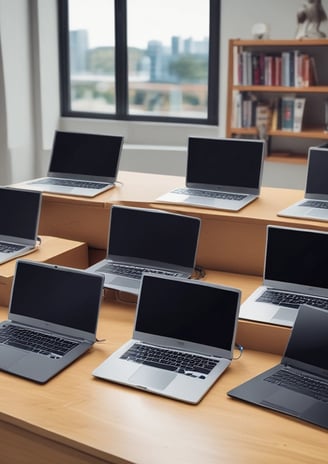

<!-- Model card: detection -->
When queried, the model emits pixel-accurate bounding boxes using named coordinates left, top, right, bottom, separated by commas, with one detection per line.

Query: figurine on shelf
left=296, top=0, right=328, bottom=38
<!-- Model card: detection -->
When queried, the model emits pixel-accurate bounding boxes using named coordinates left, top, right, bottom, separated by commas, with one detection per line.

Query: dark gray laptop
left=87, top=205, right=201, bottom=295
left=278, top=146, right=328, bottom=222
left=156, top=136, right=265, bottom=211
left=239, top=225, right=328, bottom=327
left=0, top=187, right=42, bottom=265
left=0, top=260, right=104, bottom=383
left=19, top=131, right=123, bottom=197
left=228, top=304, right=328, bottom=430
left=93, top=274, right=241, bottom=404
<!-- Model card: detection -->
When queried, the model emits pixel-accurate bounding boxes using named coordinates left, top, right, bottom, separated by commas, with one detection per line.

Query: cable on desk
left=194, top=266, right=206, bottom=279
left=115, top=180, right=124, bottom=187
left=233, top=343, right=244, bottom=360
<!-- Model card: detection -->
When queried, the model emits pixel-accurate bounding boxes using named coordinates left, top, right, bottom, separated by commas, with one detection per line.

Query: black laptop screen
left=264, top=226, right=328, bottom=289
left=0, top=188, right=40, bottom=240
left=10, top=261, right=102, bottom=333
left=186, top=137, right=263, bottom=189
left=49, top=131, right=123, bottom=177
left=306, top=148, right=328, bottom=195
left=135, top=276, right=239, bottom=350
left=108, top=207, right=200, bottom=268
left=284, top=306, right=328, bottom=370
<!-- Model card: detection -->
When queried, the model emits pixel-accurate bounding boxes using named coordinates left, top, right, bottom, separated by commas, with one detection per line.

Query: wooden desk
left=0, top=236, right=88, bottom=306
left=0, top=275, right=326, bottom=464
left=36, top=172, right=183, bottom=250
left=35, top=171, right=328, bottom=274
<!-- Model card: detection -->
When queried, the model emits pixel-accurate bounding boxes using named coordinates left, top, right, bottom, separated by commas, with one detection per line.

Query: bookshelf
left=226, top=39, right=328, bottom=161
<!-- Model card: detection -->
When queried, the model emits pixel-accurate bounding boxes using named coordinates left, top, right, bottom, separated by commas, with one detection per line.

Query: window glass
left=127, top=0, right=209, bottom=118
left=68, top=0, right=116, bottom=113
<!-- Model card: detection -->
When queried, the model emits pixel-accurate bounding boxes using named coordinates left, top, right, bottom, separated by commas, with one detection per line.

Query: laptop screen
left=264, top=226, right=328, bottom=289
left=49, top=131, right=123, bottom=177
left=306, top=148, right=328, bottom=195
left=186, top=137, right=264, bottom=189
left=0, top=188, right=40, bottom=240
left=10, top=261, right=102, bottom=333
left=108, top=207, right=200, bottom=268
left=135, top=275, right=239, bottom=350
left=284, top=305, right=328, bottom=372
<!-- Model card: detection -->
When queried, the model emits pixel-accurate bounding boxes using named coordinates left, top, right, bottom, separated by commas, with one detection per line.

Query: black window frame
left=57, top=0, right=220, bottom=125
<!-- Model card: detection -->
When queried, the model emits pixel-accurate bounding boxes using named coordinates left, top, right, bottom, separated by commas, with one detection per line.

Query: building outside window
left=58, top=0, right=220, bottom=125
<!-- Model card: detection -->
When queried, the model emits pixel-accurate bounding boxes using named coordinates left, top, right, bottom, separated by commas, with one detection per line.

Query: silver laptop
left=228, top=304, right=328, bottom=430
left=239, top=225, right=328, bottom=327
left=278, top=146, right=328, bottom=222
left=0, top=187, right=42, bottom=265
left=0, top=260, right=104, bottom=383
left=156, top=136, right=265, bottom=211
left=93, top=274, right=241, bottom=404
left=18, top=131, right=123, bottom=197
left=87, top=205, right=201, bottom=295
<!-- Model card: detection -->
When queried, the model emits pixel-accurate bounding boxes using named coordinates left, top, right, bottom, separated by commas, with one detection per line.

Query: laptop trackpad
left=129, top=365, right=177, bottom=390
left=307, top=208, right=328, bottom=219
left=271, top=308, right=297, bottom=325
left=106, top=276, right=140, bottom=289
left=0, top=345, right=28, bottom=368
left=262, top=389, right=315, bottom=415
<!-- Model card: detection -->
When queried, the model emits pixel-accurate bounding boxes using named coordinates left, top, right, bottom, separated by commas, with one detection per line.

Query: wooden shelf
left=230, top=38, right=328, bottom=47
left=233, top=85, right=328, bottom=93
left=231, top=127, right=328, bottom=139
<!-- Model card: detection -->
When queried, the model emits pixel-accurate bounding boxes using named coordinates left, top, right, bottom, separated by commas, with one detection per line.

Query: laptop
left=87, top=205, right=201, bottom=295
left=278, top=146, right=328, bottom=222
left=93, top=274, right=241, bottom=404
left=0, top=187, right=42, bottom=265
left=0, top=260, right=104, bottom=383
left=18, top=130, right=123, bottom=197
left=156, top=136, right=265, bottom=211
left=228, top=304, right=328, bottom=430
left=239, top=225, right=328, bottom=327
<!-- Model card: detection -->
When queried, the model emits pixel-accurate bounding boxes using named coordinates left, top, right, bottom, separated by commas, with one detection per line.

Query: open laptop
left=0, top=187, right=42, bottom=265
left=93, top=274, right=241, bottom=404
left=228, top=304, right=328, bottom=430
left=0, top=260, right=104, bottom=383
left=278, top=146, right=328, bottom=222
left=239, top=225, right=328, bottom=327
left=87, top=205, right=201, bottom=295
left=18, top=131, right=123, bottom=197
left=156, top=136, right=265, bottom=211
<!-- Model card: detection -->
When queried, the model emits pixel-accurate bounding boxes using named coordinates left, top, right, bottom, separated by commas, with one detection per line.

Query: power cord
left=233, top=343, right=244, bottom=360
left=194, top=265, right=206, bottom=279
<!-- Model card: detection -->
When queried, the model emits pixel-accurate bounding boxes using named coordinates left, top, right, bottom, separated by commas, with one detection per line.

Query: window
left=58, top=0, right=220, bottom=125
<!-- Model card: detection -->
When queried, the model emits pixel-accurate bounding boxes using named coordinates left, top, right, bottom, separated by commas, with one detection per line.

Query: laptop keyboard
left=120, top=343, right=219, bottom=378
left=97, top=262, right=180, bottom=279
left=0, top=325, right=79, bottom=358
left=173, top=187, right=246, bottom=201
left=265, top=369, right=328, bottom=402
left=301, top=200, right=328, bottom=209
left=256, top=290, right=328, bottom=310
left=0, top=242, right=24, bottom=253
left=31, top=178, right=108, bottom=189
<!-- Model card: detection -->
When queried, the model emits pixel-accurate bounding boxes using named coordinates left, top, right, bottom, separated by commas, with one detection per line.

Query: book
left=280, top=95, right=295, bottom=131
left=293, top=97, right=306, bottom=132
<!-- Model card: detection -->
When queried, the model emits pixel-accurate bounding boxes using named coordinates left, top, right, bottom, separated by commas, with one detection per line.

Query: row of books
left=231, top=91, right=306, bottom=132
left=233, top=46, right=318, bottom=87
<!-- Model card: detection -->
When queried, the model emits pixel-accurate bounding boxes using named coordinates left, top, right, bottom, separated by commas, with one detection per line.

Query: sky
left=69, top=0, right=209, bottom=48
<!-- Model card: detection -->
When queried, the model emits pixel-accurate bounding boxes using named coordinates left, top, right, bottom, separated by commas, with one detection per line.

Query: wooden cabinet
left=226, top=39, right=328, bottom=160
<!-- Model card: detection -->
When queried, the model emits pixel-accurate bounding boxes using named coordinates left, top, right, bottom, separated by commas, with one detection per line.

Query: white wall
left=1, top=0, right=327, bottom=187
